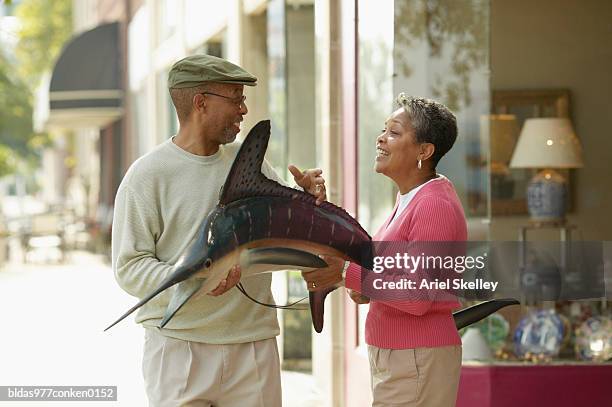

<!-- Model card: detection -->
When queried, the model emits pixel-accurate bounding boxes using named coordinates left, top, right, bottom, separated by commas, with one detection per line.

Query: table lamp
left=509, top=118, right=583, bottom=223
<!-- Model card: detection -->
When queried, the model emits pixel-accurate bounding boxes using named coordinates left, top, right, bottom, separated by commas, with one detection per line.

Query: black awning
left=47, top=22, right=123, bottom=129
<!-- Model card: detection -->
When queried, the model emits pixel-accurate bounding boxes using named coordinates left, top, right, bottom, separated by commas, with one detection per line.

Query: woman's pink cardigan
left=345, top=177, right=467, bottom=349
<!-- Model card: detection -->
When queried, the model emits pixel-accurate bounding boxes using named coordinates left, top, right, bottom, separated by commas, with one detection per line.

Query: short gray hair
left=396, top=93, right=458, bottom=167
left=169, top=83, right=215, bottom=123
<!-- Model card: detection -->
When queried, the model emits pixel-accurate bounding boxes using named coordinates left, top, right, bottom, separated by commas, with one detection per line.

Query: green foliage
left=0, top=52, right=36, bottom=176
left=15, top=0, right=73, bottom=85
left=0, top=0, right=71, bottom=177
left=0, top=145, right=16, bottom=177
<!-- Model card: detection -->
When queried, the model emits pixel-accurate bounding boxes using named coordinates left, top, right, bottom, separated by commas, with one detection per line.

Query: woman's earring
left=418, top=159, right=422, bottom=170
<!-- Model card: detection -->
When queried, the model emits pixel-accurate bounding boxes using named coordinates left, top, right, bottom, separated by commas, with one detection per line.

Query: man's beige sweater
left=111, top=137, right=281, bottom=343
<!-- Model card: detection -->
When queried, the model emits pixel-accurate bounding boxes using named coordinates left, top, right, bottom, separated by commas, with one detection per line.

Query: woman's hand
left=347, top=289, right=370, bottom=304
left=301, top=254, right=344, bottom=291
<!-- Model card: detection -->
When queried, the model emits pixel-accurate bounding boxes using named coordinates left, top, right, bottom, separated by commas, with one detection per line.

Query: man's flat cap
left=168, top=54, right=257, bottom=88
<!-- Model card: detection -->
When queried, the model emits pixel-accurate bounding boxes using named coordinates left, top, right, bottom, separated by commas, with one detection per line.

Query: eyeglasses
left=200, top=92, right=246, bottom=107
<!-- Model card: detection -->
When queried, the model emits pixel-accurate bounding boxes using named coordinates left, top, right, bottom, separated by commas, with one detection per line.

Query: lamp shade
left=510, top=118, right=584, bottom=168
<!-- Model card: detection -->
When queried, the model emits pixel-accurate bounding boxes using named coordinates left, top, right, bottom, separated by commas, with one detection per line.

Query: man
left=111, top=54, right=326, bottom=407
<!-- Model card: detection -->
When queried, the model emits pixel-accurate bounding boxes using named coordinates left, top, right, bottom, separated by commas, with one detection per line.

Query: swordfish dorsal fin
left=219, top=120, right=371, bottom=243
left=219, top=120, right=272, bottom=204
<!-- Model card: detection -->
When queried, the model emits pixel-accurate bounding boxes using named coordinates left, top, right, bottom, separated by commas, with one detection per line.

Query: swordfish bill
left=105, top=120, right=375, bottom=333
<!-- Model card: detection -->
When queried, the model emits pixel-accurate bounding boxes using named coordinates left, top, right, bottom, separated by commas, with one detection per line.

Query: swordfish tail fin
left=452, top=298, right=520, bottom=330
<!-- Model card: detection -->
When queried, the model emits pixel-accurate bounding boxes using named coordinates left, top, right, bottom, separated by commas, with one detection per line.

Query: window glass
left=356, top=0, right=491, bottom=345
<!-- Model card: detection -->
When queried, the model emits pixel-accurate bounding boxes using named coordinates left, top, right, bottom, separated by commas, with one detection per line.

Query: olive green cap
left=168, top=54, right=257, bottom=89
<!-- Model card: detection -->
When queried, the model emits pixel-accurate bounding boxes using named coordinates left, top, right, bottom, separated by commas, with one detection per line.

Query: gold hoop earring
left=418, top=159, right=422, bottom=170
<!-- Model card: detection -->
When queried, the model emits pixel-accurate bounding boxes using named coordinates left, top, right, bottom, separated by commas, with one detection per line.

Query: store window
left=357, top=0, right=395, bottom=234
left=358, top=0, right=491, bottom=229
left=267, top=0, right=316, bottom=372
left=485, top=0, right=612, bottom=370
left=356, top=0, right=491, bottom=344
left=354, top=0, right=611, bottom=372
left=357, top=0, right=491, bottom=227
left=266, top=0, right=316, bottom=178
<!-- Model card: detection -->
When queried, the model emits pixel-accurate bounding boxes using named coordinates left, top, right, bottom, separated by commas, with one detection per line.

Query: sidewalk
left=0, top=249, right=321, bottom=406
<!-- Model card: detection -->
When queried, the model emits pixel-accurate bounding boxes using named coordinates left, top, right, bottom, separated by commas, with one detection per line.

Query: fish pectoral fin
left=244, top=247, right=328, bottom=269
left=159, top=279, right=204, bottom=328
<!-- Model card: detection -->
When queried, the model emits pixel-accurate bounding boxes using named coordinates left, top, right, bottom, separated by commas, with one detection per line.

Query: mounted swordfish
left=105, top=120, right=518, bottom=333
left=105, top=119, right=375, bottom=333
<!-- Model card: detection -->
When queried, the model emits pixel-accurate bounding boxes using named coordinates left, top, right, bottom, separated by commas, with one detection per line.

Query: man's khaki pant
left=368, top=345, right=462, bottom=407
left=142, top=329, right=281, bottom=407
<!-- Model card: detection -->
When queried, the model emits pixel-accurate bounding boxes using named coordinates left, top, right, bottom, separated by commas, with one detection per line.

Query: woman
left=305, top=94, right=466, bottom=406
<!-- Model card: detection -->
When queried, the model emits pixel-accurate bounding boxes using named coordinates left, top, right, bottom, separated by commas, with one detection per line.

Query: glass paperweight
left=575, top=316, right=612, bottom=362
left=479, top=313, right=510, bottom=352
left=514, top=309, right=564, bottom=359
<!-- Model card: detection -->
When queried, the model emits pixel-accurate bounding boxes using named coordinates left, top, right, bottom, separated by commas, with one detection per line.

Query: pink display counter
left=457, top=362, right=612, bottom=407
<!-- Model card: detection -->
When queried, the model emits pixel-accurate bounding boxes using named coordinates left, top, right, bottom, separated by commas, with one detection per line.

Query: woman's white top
left=387, top=174, right=446, bottom=228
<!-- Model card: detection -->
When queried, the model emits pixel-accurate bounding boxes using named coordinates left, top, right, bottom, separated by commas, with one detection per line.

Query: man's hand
left=288, top=165, right=327, bottom=205
left=347, top=289, right=370, bottom=304
left=208, top=265, right=241, bottom=296
left=301, top=255, right=344, bottom=291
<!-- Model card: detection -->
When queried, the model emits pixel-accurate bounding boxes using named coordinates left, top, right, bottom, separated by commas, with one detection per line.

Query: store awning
left=47, top=22, right=123, bottom=129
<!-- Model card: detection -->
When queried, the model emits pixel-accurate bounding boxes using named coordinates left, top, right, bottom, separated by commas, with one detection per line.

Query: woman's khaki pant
left=368, top=345, right=462, bottom=407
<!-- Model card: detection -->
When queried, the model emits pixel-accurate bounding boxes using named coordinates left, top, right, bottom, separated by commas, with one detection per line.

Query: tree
left=0, top=0, right=72, bottom=177
left=0, top=51, right=34, bottom=177
left=15, top=0, right=72, bottom=85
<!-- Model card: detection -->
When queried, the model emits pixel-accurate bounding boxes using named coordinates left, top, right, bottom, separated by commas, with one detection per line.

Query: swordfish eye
left=204, top=258, right=212, bottom=269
